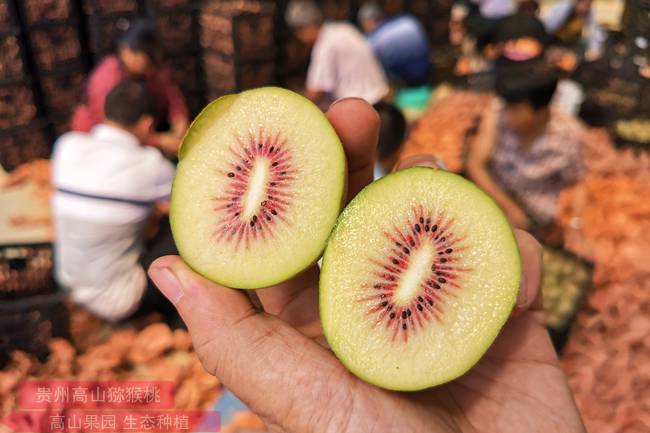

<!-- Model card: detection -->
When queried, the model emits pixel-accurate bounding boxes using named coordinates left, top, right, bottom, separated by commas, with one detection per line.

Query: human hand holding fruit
left=148, top=96, right=585, bottom=432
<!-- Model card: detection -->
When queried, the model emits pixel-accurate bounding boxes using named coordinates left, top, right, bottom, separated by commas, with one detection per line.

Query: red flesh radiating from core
left=358, top=206, right=471, bottom=342
left=212, top=129, right=297, bottom=251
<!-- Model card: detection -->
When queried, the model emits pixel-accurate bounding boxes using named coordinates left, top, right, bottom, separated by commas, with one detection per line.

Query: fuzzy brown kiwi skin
left=171, top=88, right=348, bottom=289
left=319, top=167, right=522, bottom=391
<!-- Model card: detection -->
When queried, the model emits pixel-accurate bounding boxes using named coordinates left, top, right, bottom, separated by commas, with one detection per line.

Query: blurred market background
left=0, top=0, right=649, bottom=432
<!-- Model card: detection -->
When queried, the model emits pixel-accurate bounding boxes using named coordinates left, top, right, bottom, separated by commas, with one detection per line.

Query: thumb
left=147, top=256, right=346, bottom=422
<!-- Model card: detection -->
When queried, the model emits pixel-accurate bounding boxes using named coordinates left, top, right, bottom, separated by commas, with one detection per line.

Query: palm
left=149, top=99, right=585, bottom=433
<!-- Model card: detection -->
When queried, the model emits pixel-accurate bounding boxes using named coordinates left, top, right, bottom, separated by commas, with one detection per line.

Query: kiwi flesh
left=171, top=87, right=346, bottom=289
left=320, top=168, right=521, bottom=391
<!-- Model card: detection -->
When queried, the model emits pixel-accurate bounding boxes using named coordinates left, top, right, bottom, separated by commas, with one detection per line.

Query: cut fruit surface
left=171, top=87, right=346, bottom=289
left=320, top=168, right=521, bottom=390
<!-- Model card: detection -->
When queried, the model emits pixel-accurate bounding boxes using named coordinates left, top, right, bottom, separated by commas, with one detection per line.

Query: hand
left=148, top=98, right=585, bottom=433
left=153, top=132, right=182, bottom=155
left=504, top=203, right=530, bottom=230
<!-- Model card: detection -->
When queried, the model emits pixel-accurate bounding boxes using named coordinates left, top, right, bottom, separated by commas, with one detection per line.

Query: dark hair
left=376, top=102, right=407, bottom=160
left=117, top=19, right=162, bottom=64
left=495, top=13, right=549, bottom=45
left=104, top=79, right=155, bottom=126
left=495, top=61, right=559, bottom=110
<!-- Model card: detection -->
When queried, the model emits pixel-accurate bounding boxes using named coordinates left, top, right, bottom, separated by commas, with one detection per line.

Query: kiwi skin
left=319, top=167, right=521, bottom=391
left=170, top=87, right=348, bottom=289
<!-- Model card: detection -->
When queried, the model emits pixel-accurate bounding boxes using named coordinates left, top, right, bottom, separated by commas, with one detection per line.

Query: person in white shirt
left=52, top=79, right=177, bottom=321
left=285, top=0, right=389, bottom=107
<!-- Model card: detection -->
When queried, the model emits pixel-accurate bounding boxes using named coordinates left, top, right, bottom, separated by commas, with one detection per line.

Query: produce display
left=200, top=0, right=276, bottom=96
left=0, top=85, right=37, bottom=129
left=171, top=87, right=346, bottom=289
left=40, top=72, right=85, bottom=118
left=156, top=12, right=194, bottom=54
left=0, top=129, right=50, bottom=171
left=399, top=91, right=492, bottom=172
left=615, top=119, right=650, bottom=145
left=321, top=168, right=520, bottom=390
left=30, top=27, right=81, bottom=71
left=22, top=0, right=71, bottom=24
left=555, top=128, right=650, bottom=432
left=541, top=248, right=591, bottom=330
left=84, top=0, right=139, bottom=15
left=0, top=36, right=24, bottom=80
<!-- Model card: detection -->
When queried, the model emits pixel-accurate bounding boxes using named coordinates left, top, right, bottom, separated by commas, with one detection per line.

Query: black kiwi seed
left=381, top=301, right=388, bottom=307
left=261, top=200, right=267, bottom=206
left=428, top=298, right=434, bottom=305
left=227, top=172, right=235, bottom=177
left=271, top=209, right=277, bottom=215
left=387, top=304, right=393, bottom=311
left=409, top=240, right=416, bottom=247
left=402, top=323, right=407, bottom=330
left=425, top=225, right=430, bottom=232
left=438, top=277, right=446, bottom=283
left=417, top=304, right=423, bottom=311
left=236, top=166, right=241, bottom=171
left=395, top=242, right=402, bottom=247
left=441, top=237, right=447, bottom=242
left=406, top=309, right=412, bottom=317
left=390, top=312, right=396, bottom=319
left=414, top=224, right=421, bottom=233
left=258, top=143, right=263, bottom=148
left=250, top=221, right=255, bottom=227
left=392, top=259, right=399, bottom=265
left=234, top=212, right=240, bottom=216
left=426, top=218, right=431, bottom=224
left=252, top=215, right=258, bottom=222
left=440, top=258, right=447, bottom=263
left=269, top=146, right=274, bottom=153
left=433, top=283, right=441, bottom=289
left=281, top=171, right=286, bottom=175
left=417, top=296, right=424, bottom=302
left=403, top=247, right=410, bottom=254
left=272, top=162, right=279, bottom=167
left=401, top=311, right=407, bottom=319
left=227, top=204, right=232, bottom=208
left=438, top=251, right=444, bottom=255
left=270, top=182, right=276, bottom=186
left=445, top=248, right=453, bottom=253
left=431, top=225, right=438, bottom=232
left=266, top=216, right=271, bottom=221
left=419, top=217, right=424, bottom=224
left=374, top=284, right=382, bottom=289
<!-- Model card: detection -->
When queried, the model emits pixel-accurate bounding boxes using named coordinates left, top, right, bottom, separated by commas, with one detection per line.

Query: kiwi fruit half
left=171, top=87, right=346, bottom=289
left=320, top=167, right=521, bottom=390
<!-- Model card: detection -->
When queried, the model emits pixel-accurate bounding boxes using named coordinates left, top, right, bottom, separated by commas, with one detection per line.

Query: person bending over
left=71, top=19, right=189, bottom=155
left=467, top=61, right=585, bottom=232
left=285, top=0, right=389, bottom=108
left=53, top=80, right=177, bottom=321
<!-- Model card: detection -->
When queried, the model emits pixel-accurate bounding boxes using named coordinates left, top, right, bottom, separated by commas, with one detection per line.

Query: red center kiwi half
left=320, top=167, right=521, bottom=391
left=171, top=87, right=346, bottom=289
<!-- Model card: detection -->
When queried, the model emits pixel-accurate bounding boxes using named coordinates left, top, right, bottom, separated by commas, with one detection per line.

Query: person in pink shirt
left=71, top=20, right=189, bottom=154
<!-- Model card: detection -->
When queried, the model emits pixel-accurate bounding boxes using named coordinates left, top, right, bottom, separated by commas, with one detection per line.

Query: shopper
left=543, top=0, right=605, bottom=60
left=147, top=97, right=586, bottom=433
left=358, top=2, right=430, bottom=86
left=52, top=80, right=177, bottom=322
left=71, top=19, right=189, bottom=154
left=285, top=0, right=389, bottom=107
left=466, top=61, right=585, bottom=231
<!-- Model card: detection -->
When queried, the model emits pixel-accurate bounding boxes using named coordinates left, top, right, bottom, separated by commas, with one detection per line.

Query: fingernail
left=393, top=154, right=447, bottom=172
left=330, top=96, right=371, bottom=108
left=148, top=266, right=183, bottom=305
left=516, top=274, right=528, bottom=310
